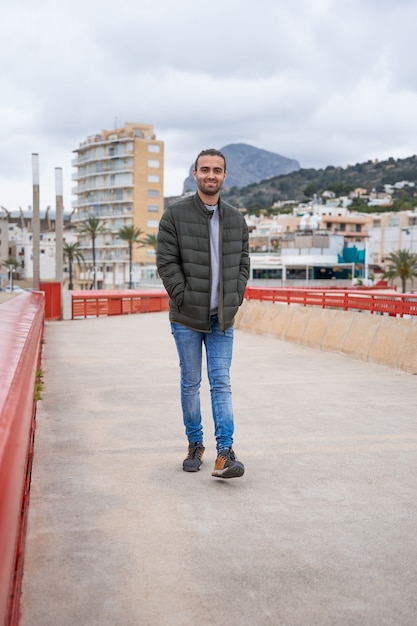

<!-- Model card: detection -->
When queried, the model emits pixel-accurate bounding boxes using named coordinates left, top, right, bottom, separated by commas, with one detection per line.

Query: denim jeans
left=171, top=315, right=235, bottom=452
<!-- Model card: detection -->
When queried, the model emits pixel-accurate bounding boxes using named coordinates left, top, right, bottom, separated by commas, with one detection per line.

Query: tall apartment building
left=71, top=122, right=164, bottom=288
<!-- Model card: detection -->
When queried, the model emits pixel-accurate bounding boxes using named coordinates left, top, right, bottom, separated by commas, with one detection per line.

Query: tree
left=77, top=216, right=107, bottom=289
left=63, top=241, right=84, bottom=290
left=304, top=182, right=317, bottom=198
left=382, top=249, right=417, bottom=293
left=117, top=225, right=145, bottom=288
left=349, top=197, right=368, bottom=212
left=2, top=258, right=19, bottom=289
left=142, top=233, right=158, bottom=251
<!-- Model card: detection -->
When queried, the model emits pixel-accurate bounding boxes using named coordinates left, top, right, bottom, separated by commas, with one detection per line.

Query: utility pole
left=55, top=167, right=64, bottom=283
left=32, top=153, right=40, bottom=291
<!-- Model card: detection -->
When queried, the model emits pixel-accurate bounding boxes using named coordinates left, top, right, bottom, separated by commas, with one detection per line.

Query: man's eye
left=200, top=167, right=223, bottom=174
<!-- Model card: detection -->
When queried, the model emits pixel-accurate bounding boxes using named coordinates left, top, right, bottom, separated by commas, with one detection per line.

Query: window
left=147, top=189, right=159, bottom=198
left=148, top=159, right=160, bottom=168
left=147, top=205, right=159, bottom=212
left=147, top=220, right=159, bottom=228
left=113, top=172, right=132, bottom=186
left=148, top=144, right=160, bottom=153
left=148, top=174, right=159, bottom=183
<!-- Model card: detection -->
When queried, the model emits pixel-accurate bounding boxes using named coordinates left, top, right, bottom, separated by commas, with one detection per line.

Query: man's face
left=193, top=155, right=227, bottom=197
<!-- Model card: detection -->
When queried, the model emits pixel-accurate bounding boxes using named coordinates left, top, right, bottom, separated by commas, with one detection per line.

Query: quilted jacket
left=156, top=193, right=250, bottom=332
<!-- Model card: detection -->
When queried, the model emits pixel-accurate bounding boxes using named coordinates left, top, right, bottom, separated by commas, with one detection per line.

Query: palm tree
left=2, top=258, right=20, bottom=290
left=117, top=225, right=145, bottom=288
left=77, top=216, right=107, bottom=289
left=63, top=241, right=84, bottom=290
left=383, top=249, right=417, bottom=293
left=142, top=233, right=158, bottom=251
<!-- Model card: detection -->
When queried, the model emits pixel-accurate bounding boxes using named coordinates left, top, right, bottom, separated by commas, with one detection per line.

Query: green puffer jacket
left=156, top=193, right=250, bottom=332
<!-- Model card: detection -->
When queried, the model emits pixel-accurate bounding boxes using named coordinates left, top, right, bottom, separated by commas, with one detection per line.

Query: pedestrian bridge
left=18, top=307, right=417, bottom=626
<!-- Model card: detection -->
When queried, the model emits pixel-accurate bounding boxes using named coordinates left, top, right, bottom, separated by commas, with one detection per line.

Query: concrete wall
left=235, top=300, right=417, bottom=375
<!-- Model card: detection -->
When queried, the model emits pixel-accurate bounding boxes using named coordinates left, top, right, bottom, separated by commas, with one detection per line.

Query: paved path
left=20, top=312, right=417, bottom=626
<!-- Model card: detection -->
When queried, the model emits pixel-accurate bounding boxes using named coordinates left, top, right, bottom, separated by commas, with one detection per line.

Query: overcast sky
left=1, top=0, right=417, bottom=212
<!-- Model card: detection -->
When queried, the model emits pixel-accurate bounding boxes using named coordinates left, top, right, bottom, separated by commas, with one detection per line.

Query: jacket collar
left=194, top=192, right=223, bottom=216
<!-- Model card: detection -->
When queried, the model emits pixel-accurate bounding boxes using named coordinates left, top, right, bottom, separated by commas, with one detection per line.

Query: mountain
left=220, top=154, right=417, bottom=210
left=182, top=143, right=300, bottom=193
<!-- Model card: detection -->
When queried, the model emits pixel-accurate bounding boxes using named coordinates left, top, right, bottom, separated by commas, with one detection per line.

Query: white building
left=1, top=207, right=77, bottom=287
left=8, top=224, right=56, bottom=281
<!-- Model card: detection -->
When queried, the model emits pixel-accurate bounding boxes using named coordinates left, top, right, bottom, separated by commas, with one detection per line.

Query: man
left=156, top=149, right=250, bottom=479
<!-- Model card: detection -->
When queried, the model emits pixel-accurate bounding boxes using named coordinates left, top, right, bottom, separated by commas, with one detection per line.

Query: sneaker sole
left=183, top=464, right=202, bottom=472
left=212, top=464, right=244, bottom=479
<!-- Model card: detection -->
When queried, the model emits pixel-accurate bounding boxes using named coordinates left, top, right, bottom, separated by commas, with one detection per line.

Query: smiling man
left=156, top=149, right=250, bottom=478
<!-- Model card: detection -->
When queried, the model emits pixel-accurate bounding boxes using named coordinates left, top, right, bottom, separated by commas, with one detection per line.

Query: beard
left=196, top=179, right=223, bottom=196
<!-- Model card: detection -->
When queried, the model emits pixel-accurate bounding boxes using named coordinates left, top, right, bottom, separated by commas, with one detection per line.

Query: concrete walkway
left=20, top=311, right=417, bottom=626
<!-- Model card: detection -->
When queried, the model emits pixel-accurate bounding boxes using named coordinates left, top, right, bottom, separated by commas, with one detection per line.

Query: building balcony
left=72, top=165, right=133, bottom=181
left=72, top=148, right=134, bottom=167
left=72, top=181, right=133, bottom=194
left=71, top=195, right=132, bottom=209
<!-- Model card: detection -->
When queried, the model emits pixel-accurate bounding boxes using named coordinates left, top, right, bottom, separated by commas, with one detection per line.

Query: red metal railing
left=245, top=286, right=417, bottom=317
left=70, top=287, right=417, bottom=319
left=0, top=291, right=44, bottom=626
left=71, top=289, right=169, bottom=319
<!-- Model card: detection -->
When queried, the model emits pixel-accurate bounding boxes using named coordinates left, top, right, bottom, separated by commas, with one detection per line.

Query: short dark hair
left=194, top=149, right=226, bottom=172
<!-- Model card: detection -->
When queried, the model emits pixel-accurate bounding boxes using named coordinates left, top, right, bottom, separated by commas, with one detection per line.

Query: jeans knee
left=209, top=375, right=231, bottom=393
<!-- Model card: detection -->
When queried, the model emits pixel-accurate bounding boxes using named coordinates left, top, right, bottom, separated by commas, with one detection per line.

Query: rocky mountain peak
left=183, top=143, right=300, bottom=193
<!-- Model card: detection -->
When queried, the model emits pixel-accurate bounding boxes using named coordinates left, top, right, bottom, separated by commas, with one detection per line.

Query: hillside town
left=1, top=123, right=416, bottom=291
left=246, top=184, right=417, bottom=286
left=1, top=192, right=416, bottom=291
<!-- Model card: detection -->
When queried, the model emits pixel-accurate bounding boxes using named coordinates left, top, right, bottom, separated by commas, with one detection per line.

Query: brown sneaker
left=183, top=443, right=205, bottom=472
left=212, top=448, right=244, bottom=479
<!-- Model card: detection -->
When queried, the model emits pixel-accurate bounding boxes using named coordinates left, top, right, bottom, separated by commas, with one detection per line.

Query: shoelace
left=188, top=444, right=203, bottom=459
left=219, top=449, right=236, bottom=462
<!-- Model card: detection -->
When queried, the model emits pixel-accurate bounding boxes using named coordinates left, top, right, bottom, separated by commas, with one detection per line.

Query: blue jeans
left=171, top=315, right=235, bottom=452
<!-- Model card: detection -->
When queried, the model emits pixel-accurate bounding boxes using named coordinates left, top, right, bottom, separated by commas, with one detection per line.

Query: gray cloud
left=1, top=0, right=417, bottom=210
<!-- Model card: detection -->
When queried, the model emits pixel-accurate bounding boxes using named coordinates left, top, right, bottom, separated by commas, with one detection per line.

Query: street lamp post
left=55, top=168, right=64, bottom=283
left=9, top=266, right=15, bottom=291
left=32, top=154, right=40, bottom=291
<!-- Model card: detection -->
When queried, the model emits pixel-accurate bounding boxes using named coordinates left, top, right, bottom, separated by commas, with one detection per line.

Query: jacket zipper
left=218, top=207, right=224, bottom=332
left=208, top=211, right=212, bottom=330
